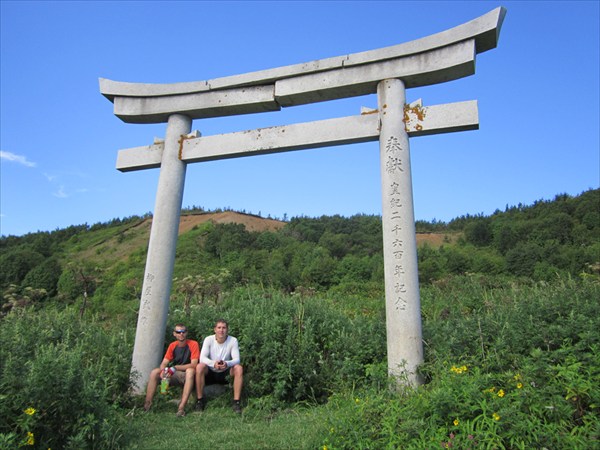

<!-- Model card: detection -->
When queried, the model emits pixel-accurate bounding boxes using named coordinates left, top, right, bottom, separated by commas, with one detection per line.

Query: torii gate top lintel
left=99, top=7, right=505, bottom=124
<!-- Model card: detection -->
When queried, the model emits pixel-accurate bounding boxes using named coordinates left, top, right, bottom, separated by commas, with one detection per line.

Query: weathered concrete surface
left=114, top=85, right=279, bottom=124
left=115, top=100, right=478, bottom=171
left=378, top=78, right=423, bottom=385
left=129, top=114, right=192, bottom=392
left=274, top=40, right=475, bottom=107
left=99, top=8, right=505, bottom=123
left=100, top=7, right=505, bottom=101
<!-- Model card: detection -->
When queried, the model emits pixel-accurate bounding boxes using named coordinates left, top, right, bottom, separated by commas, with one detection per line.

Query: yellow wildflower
left=450, top=365, right=468, bottom=374
left=497, top=389, right=505, bottom=398
left=492, top=412, right=501, bottom=421
left=26, top=432, right=34, bottom=446
left=355, top=398, right=360, bottom=404
left=517, top=382, right=523, bottom=389
left=24, top=407, right=36, bottom=416
left=453, top=418, right=459, bottom=426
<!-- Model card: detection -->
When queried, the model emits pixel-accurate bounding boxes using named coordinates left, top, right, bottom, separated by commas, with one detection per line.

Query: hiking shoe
left=176, top=409, right=186, bottom=417
left=232, top=400, right=242, bottom=414
left=194, top=398, right=206, bottom=412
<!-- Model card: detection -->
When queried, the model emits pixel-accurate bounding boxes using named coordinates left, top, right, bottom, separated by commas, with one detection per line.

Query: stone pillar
left=377, top=79, right=424, bottom=386
left=130, top=114, right=192, bottom=393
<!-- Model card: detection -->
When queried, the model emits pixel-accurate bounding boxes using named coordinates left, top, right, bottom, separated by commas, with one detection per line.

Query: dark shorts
left=205, top=369, right=229, bottom=385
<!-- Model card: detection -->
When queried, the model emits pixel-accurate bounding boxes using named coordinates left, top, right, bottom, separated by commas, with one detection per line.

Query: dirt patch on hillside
left=178, top=211, right=286, bottom=234
left=416, top=232, right=458, bottom=247
left=177, top=212, right=456, bottom=246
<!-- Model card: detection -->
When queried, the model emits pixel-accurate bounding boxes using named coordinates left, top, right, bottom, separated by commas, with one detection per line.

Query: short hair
left=215, top=319, right=228, bottom=327
left=174, top=323, right=187, bottom=330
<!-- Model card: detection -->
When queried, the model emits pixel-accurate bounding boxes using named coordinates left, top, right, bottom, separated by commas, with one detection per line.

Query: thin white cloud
left=0, top=151, right=36, bottom=167
left=53, top=185, right=68, bottom=198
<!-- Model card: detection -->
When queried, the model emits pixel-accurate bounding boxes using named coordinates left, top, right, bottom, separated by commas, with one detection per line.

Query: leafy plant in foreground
left=0, top=307, right=134, bottom=449
left=322, top=276, right=600, bottom=449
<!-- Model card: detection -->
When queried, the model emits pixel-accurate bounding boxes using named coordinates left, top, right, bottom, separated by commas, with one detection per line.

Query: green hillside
left=0, top=189, right=598, bottom=449
left=1, top=189, right=598, bottom=316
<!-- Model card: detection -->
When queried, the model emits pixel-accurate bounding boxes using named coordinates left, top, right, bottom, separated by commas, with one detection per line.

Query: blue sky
left=1, top=1, right=598, bottom=237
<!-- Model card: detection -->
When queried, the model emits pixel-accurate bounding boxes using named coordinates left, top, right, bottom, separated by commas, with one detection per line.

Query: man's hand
left=214, top=360, right=227, bottom=370
left=163, top=367, right=176, bottom=378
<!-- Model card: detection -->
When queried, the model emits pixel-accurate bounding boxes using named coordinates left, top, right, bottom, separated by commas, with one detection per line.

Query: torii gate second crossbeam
left=100, top=7, right=506, bottom=393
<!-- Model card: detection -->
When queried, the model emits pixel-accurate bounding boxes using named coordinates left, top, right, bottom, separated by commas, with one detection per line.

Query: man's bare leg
left=232, top=365, right=244, bottom=401
left=144, top=368, right=162, bottom=411
left=177, top=368, right=196, bottom=415
left=194, top=363, right=208, bottom=411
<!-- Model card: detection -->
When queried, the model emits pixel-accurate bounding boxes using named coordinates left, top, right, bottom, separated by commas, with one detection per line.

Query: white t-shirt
left=200, top=335, right=240, bottom=372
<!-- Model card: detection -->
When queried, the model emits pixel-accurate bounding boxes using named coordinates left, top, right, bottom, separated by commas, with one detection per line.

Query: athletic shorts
left=205, top=369, right=229, bottom=385
left=169, top=370, right=187, bottom=386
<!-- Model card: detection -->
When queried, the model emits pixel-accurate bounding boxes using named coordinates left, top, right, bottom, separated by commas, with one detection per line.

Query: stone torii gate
left=100, top=7, right=506, bottom=393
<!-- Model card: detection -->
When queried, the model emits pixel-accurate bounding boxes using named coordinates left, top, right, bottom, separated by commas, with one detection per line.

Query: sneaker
left=194, top=398, right=206, bottom=412
left=176, top=409, right=186, bottom=417
left=232, top=400, right=242, bottom=414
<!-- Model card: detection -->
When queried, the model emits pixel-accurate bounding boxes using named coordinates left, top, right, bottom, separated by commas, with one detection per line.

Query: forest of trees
left=1, top=188, right=598, bottom=313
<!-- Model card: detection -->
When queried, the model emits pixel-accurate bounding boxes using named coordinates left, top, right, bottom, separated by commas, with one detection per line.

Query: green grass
left=124, top=398, right=328, bottom=449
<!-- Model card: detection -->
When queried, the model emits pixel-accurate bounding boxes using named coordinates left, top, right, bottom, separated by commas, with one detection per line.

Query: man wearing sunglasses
left=143, top=324, right=200, bottom=417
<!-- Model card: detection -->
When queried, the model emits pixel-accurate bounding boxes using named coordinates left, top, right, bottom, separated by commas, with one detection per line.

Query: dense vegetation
left=0, top=189, right=598, bottom=448
left=1, top=189, right=598, bottom=315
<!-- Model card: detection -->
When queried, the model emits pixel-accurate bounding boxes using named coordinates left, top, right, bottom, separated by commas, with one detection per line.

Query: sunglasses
left=174, top=330, right=187, bottom=334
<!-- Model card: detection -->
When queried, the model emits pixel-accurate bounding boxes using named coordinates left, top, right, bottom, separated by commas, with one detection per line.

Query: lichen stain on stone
left=178, top=134, right=196, bottom=160
left=403, top=104, right=427, bottom=131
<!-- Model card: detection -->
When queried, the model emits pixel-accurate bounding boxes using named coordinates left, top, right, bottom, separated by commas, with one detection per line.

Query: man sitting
left=144, top=324, right=200, bottom=417
left=194, top=319, right=244, bottom=413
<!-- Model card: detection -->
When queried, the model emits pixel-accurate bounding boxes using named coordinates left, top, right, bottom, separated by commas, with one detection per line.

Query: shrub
left=506, top=242, right=542, bottom=277
left=21, top=257, right=62, bottom=297
left=0, top=307, right=134, bottom=449
left=323, top=276, right=600, bottom=449
left=181, top=288, right=386, bottom=404
left=0, top=248, right=45, bottom=288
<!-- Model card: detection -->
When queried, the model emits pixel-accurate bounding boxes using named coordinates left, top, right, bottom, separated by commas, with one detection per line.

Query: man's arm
left=200, top=336, right=215, bottom=367
left=159, top=357, right=171, bottom=371
left=172, top=359, right=198, bottom=372
left=225, top=337, right=241, bottom=368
